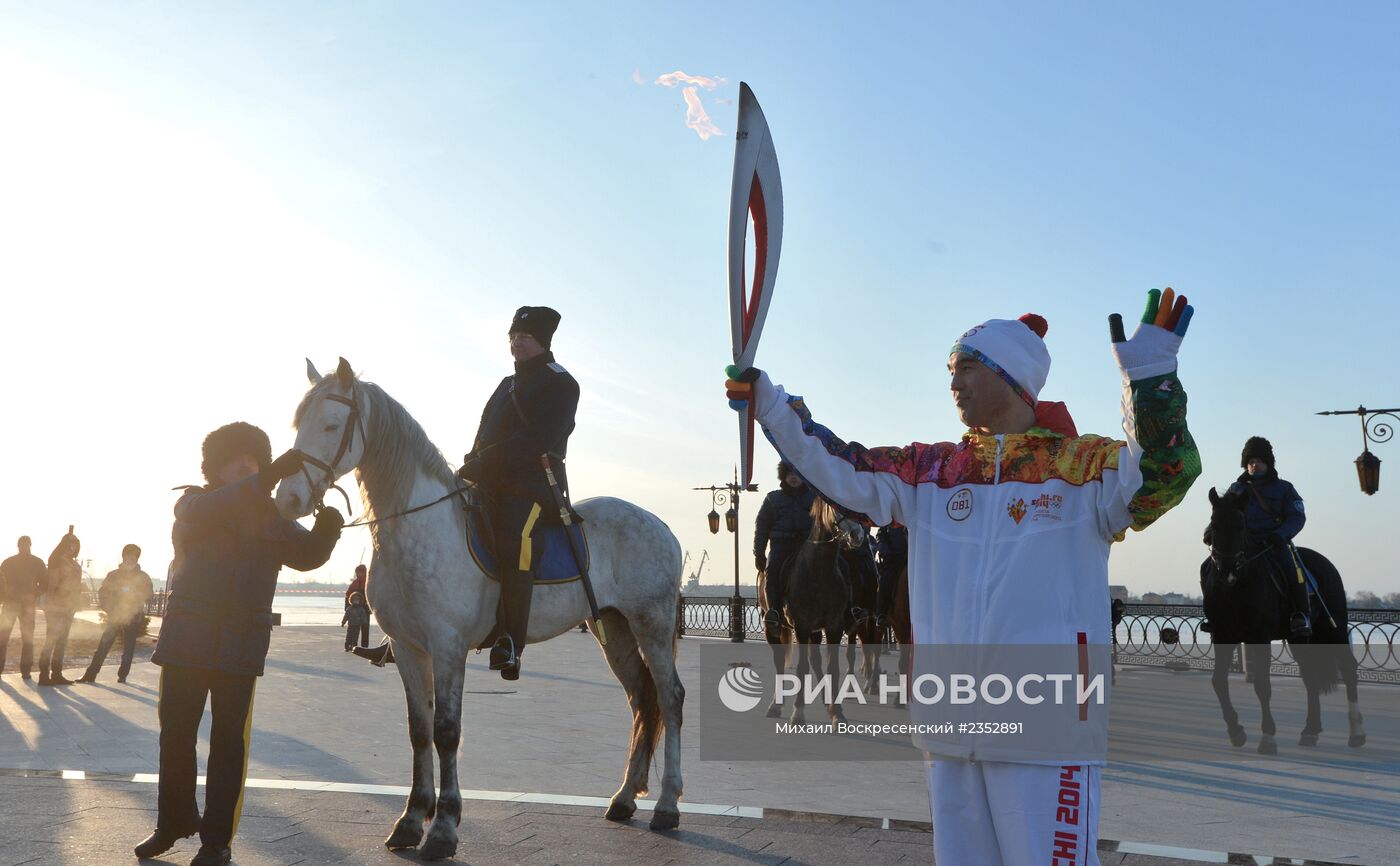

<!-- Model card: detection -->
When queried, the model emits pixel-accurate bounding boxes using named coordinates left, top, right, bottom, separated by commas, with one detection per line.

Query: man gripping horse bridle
left=725, top=290, right=1200, bottom=866
left=455, top=306, right=580, bottom=681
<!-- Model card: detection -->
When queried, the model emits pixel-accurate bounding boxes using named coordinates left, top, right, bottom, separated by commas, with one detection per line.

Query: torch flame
left=655, top=70, right=725, bottom=90
left=682, top=86, right=722, bottom=140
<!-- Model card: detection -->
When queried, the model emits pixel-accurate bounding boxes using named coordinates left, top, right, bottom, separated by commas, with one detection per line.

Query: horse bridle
left=813, top=515, right=864, bottom=550
left=298, top=386, right=367, bottom=516
left=1210, top=525, right=1273, bottom=578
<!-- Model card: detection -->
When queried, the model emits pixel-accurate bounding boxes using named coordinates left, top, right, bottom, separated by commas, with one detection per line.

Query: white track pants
left=927, top=759, right=1101, bottom=866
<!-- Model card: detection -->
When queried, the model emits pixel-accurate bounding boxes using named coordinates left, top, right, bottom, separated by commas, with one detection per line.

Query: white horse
left=276, top=358, right=685, bottom=860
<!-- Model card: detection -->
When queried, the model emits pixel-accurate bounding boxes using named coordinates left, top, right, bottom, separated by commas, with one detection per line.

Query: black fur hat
left=201, top=422, right=272, bottom=485
left=509, top=306, right=561, bottom=349
left=1241, top=436, right=1275, bottom=470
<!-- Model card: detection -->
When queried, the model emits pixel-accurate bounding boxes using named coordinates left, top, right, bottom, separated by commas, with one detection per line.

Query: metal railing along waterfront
left=1114, top=604, right=1400, bottom=684
left=677, top=596, right=1400, bottom=683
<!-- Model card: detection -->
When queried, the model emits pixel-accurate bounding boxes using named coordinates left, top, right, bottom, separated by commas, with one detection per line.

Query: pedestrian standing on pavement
left=134, top=422, right=343, bottom=866
left=79, top=544, right=154, bottom=684
left=37, top=530, right=83, bottom=686
left=0, top=535, right=47, bottom=680
left=342, top=592, right=370, bottom=651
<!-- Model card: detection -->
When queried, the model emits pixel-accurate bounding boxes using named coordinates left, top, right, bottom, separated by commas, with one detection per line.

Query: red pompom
left=1018, top=313, right=1048, bottom=338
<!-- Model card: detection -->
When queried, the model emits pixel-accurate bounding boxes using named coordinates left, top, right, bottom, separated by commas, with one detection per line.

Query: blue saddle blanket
left=465, top=504, right=589, bottom=586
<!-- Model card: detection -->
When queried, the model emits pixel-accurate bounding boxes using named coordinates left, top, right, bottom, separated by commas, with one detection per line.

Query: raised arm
left=736, top=370, right=921, bottom=527
left=1099, top=289, right=1202, bottom=537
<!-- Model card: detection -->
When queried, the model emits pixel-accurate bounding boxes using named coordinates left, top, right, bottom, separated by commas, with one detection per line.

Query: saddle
left=462, top=490, right=589, bottom=586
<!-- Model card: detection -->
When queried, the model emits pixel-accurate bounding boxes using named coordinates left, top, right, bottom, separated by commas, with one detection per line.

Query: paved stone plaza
left=0, top=624, right=1394, bottom=865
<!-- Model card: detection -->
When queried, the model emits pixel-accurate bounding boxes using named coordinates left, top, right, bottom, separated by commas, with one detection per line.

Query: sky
left=1, top=2, right=1397, bottom=598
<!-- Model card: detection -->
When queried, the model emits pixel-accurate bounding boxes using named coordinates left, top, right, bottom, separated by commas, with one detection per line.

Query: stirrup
left=489, top=636, right=518, bottom=671
left=762, top=609, right=782, bottom=629
left=1290, top=614, right=1312, bottom=640
left=353, top=642, right=394, bottom=667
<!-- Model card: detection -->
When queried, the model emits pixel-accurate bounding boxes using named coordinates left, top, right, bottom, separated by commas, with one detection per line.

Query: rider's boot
left=490, top=570, right=534, bottom=681
left=353, top=638, right=394, bottom=666
left=762, top=573, right=786, bottom=629
left=1289, top=572, right=1312, bottom=640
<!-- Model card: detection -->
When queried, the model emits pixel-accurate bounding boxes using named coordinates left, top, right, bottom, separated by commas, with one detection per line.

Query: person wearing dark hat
left=0, top=535, right=47, bottom=679
left=134, top=422, right=343, bottom=866
left=1227, top=436, right=1310, bottom=638
left=754, top=461, right=816, bottom=628
left=453, top=305, right=580, bottom=680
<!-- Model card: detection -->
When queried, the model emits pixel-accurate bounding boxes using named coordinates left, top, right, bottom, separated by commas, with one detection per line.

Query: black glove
left=755, top=554, right=767, bottom=573
left=313, top=506, right=344, bottom=534
left=456, top=455, right=483, bottom=484
left=269, top=449, right=305, bottom=480
left=259, top=449, right=305, bottom=492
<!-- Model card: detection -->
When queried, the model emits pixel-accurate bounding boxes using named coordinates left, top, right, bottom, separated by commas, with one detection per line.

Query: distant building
left=1162, top=592, right=1189, bottom=605
left=1141, top=592, right=1168, bottom=605
left=1109, top=585, right=1130, bottom=602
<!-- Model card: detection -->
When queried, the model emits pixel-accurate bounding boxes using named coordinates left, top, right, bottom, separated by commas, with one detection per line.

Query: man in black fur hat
left=456, top=306, right=579, bottom=680
left=136, top=423, right=342, bottom=865
left=1229, top=436, right=1310, bottom=638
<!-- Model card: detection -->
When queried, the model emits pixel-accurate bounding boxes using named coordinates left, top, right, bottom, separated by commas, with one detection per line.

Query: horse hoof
left=649, top=809, right=681, bottom=831
left=1299, top=733, right=1319, bottom=747
left=384, top=821, right=423, bottom=850
left=1228, top=728, right=1247, bottom=748
left=1258, top=738, right=1277, bottom=756
left=605, top=800, right=636, bottom=822
left=765, top=704, right=782, bottom=719
left=419, top=832, right=458, bottom=861
left=1348, top=734, right=1367, bottom=748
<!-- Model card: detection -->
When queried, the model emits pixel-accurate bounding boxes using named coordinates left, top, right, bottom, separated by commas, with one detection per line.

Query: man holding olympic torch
left=724, top=290, right=1200, bottom=866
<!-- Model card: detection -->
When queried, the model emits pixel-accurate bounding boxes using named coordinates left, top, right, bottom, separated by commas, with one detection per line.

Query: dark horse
left=1202, top=487, right=1366, bottom=753
left=759, top=498, right=863, bottom=723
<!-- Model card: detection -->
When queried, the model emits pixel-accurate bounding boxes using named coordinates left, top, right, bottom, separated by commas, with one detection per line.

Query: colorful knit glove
left=724, top=365, right=761, bottom=412
left=1109, top=288, right=1194, bottom=381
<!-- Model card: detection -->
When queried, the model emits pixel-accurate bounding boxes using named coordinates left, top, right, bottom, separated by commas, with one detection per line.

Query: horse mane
left=294, top=375, right=456, bottom=518
left=808, top=497, right=836, bottom=540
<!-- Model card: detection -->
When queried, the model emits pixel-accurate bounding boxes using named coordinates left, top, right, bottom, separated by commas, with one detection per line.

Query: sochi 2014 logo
left=717, top=663, right=764, bottom=712
left=1006, top=498, right=1027, bottom=524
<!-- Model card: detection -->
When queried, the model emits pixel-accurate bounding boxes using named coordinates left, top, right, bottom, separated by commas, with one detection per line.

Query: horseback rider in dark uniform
left=136, top=422, right=342, bottom=866
left=456, top=306, right=579, bottom=681
left=756, top=461, right=816, bottom=628
left=1228, top=436, right=1309, bottom=638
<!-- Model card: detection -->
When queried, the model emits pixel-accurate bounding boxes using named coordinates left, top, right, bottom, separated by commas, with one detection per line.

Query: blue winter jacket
left=754, top=485, right=817, bottom=558
left=152, top=473, right=340, bottom=676
left=1228, top=472, right=1305, bottom=542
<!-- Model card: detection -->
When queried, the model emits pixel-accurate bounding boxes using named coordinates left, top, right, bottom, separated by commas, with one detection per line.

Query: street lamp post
left=1316, top=405, right=1399, bottom=495
left=694, top=469, right=758, bottom=642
